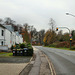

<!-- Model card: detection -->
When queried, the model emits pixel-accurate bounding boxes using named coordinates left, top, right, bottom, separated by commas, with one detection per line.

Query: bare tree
left=23, top=23, right=29, bottom=31
left=0, top=18, right=3, bottom=24
left=4, top=17, right=15, bottom=26
left=38, top=29, right=45, bottom=44
left=49, top=18, right=56, bottom=31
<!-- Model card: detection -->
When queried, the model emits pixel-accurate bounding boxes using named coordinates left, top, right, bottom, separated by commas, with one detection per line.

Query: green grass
left=0, top=52, right=13, bottom=57
left=44, top=46, right=75, bottom=51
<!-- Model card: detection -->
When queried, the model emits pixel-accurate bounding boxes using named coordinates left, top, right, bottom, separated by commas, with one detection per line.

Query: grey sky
left=0, top=0, right=75, bottom=32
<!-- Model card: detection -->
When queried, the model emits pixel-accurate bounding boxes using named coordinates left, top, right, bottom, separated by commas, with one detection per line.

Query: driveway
left=0, top=57, right=31, bottom=75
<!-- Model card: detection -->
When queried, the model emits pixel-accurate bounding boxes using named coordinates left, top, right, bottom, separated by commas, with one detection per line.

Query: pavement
left=28, top=47, right=51, bottom=75
left=20, top=47, right=51, bottom=75
left=0, top=57, right=31, bottom=75
left=0, top=63, right=28, bottom=75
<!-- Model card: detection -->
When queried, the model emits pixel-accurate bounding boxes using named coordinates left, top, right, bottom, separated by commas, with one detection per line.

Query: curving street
left=34, top=46, right=75, bottom=75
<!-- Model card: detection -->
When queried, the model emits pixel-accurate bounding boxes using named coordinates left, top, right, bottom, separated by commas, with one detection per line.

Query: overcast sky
left=0, top=0, right=75, bottom=32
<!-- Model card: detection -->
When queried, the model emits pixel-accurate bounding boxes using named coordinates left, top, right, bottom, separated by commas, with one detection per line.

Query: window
left=2, top=30, right=4, bottom=36
left=1, top=41, right=3, bottom=45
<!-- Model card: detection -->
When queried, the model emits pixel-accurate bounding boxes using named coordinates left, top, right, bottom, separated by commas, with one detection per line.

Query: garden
left=12, top=43, right=33, bottom=56
left=0, top=43, right=33, bottom=57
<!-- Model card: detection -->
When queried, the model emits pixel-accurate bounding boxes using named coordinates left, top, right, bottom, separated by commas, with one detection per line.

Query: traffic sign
left=70, top=38, right=72, bottom=40
left=69, top=34, right=72, bottom=37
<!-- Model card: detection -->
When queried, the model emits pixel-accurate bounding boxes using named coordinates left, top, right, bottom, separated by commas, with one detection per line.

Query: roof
left=0, top=24, right=6, bottom=29
left=3, top=25, right=14, bottom=32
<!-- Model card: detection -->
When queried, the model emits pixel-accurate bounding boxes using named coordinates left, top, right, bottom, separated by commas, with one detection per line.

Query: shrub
left=71, top=45, right=75, bottom=50
left=20, top=43, right=25, bottom=49
left=56, top=41, right=70, bottom=48
left=49, top=44, right=56, bottom=47
left=28, top=47, right=33, bottom=56
left=11, top=45, right=14, bottom=50
left=16, top=44, right=20, bottom=49
left=71, top=41, right=75, bottom=46
left=27, top=43, right=32, bottom=47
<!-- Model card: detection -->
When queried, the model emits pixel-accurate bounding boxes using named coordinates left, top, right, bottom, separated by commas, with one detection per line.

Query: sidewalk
left=29, top=47, right=51, bottom=75
left=0, top=63, right=28, bottom=75
left=0, top=57, right=31, bottom=75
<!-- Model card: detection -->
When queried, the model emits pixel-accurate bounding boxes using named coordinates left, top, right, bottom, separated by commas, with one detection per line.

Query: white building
left=19, top=35, right=23, bottom=43
left=5, top=29, right=11, bottom=48
left=15, top=31, right=23, bottom=44
left=0, top=24, right=11, bottom=50
left=0, top=24, right=23, bottom=51
left=0, top=24, right=6, bottom=46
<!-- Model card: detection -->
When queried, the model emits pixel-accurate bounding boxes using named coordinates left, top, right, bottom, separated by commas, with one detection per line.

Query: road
left=34, top=46, right=75, bottom=75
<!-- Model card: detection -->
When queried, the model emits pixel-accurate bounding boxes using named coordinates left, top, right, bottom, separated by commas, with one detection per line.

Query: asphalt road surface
left=34, top=46, right=75, bottom=75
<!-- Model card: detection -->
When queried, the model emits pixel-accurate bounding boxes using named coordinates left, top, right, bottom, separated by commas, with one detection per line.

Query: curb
left=19, top=54, right=35, bottom=75
left=41, top=51, right=56, bottom=75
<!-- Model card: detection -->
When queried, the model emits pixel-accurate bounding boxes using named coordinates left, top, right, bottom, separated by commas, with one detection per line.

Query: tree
left=0, top=18, right=3, bottom=24
left=21, top=23, right=30, bottom=43
left=57, top=30, right=64, bottom=41
left=43, top=30, right=56, bottom=46
left=16, top=24, right=23, bottom=33
left=49, top=18, right=56, bottom=31
left=4, top=17, right=15, bottom=25
left=38, top=29, right=45, bottom=44
left=71, top=30, right=75, bottom=40
left=63, top=33, right=69, bottom=41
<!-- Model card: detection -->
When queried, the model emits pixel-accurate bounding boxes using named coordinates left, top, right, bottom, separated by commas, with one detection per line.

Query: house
left=15, top=31, right=23, bottom=44
left=0, top=24, right=23, bottom=51
left=3, top=25, right=23, bottom=45
left=0, top=24, right=11, bottom=51
left=0, top=24, right=6, bottom=46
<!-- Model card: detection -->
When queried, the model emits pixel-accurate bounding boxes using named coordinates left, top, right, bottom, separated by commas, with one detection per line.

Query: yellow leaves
left=13, top=45, right=16, bottom=47
left=43, top=30, right=56, bottom=45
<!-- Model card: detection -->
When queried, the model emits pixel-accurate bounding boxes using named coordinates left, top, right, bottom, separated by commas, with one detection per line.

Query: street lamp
left=66, top=13, right=75, bottom=17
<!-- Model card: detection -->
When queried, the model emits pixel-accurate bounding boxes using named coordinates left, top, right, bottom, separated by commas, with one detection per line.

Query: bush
left=16, top=44, right=20, bottom=49
left=71, top=41, right=75, bottom=46
left=11, top=45, right=14, bottom=50
left=27, top=43, right=32, bottom=47
left=49, top=44, right=56, bottom=47
left=71, top=45, right=75, bottom=50
left=28, top=47, right=33, bottom=56
left=20, top=43, right=25, bottom=49
left=56, top=41, right=70, bottom=48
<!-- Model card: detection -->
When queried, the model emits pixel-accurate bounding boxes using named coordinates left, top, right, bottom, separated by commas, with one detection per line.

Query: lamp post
left=66, top=13, right=75, bottom=49
left=66, top=13, right=75, bottom=17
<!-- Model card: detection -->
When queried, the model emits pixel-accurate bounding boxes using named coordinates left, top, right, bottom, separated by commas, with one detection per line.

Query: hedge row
left=11, top=43, right=33, bottom=56
left=48, top=41, right=75, bottom=50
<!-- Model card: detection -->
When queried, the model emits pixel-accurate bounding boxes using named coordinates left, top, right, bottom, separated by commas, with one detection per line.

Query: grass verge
left=0, top=52, right=13, bottom=57
left=44, top=46, right=75, bottom=51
